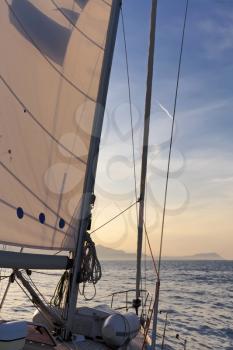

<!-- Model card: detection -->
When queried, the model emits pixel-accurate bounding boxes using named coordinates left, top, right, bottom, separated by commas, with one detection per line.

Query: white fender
left=102, top=312, right=140, bottom=347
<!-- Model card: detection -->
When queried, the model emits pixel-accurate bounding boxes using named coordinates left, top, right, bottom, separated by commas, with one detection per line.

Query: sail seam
left=101, top=0, right=111, bottom=7
left=5, top=0, right=97, bottom=103
left=0, top=75, right=87, bottom=164
left=0, top=197, right=72, bottom=236
left=0, top=161, right=76, bottom=232
left=51, top=0, right=105, bottom=51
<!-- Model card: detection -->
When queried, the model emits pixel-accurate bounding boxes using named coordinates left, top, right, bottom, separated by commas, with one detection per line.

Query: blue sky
left=94, top=0, right=233, bottom=259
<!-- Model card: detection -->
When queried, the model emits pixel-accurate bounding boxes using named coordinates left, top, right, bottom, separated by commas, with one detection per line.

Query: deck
left=23, top=332, right=149, bottom=350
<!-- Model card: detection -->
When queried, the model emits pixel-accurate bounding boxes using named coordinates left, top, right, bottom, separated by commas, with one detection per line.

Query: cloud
left=95, top=0, right=233, bottom=257
left=198, top=10, right=233, bottom=57
left=212, top=176, right=233, bottom=184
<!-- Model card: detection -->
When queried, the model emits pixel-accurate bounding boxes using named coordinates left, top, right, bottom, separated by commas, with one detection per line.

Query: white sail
left=0, top=0, right=113, bottom=250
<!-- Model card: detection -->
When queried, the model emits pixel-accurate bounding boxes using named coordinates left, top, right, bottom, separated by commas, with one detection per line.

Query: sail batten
left=0, top=0, right=113, bottom=251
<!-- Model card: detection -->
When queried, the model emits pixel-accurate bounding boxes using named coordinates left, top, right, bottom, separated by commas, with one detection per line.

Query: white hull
left=0, top=313, right=149, bottom=350
left=23, top=332, right=148, bottom=350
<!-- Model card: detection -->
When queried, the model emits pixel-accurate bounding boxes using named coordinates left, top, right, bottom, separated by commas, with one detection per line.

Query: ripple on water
left=0, top=261, right=232, bottom=349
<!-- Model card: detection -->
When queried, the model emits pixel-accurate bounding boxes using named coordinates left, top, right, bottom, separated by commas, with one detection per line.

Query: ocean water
left=0, top=260, right=232, bottom=349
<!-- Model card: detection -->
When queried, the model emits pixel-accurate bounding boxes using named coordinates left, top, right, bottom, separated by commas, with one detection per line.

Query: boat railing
left=110, top=288, right=154, bottom=325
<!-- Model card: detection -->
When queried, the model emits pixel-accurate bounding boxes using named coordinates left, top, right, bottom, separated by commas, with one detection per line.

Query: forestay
left=0, top=0, right=112, bottom=250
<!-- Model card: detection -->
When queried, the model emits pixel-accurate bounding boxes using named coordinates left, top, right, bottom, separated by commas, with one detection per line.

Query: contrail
left=157, top=101, right=173, bottom=120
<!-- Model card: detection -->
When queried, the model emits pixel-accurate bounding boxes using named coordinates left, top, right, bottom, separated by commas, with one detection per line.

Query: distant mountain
left=96, top=245, right=138, bottom=260
left=178, top=252, right=224, bottom=260
left=96, top=245, right=224, bottom=261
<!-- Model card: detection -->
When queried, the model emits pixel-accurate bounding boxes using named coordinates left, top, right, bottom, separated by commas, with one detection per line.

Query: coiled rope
left=51, top=233, right=102, bottom=306
left=78, top=233, right=102, bottom=285
left=50, top=270, right=69, bottom=308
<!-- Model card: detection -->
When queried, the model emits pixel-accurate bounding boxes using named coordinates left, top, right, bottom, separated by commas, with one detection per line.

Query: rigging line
left=90, top=200, right=138, bottom=235
left=0, top=197, right=73, bottom=235
left=144, top=178, right=148, bottom=291
left=158, top=0, right=189, bottom=276
left=0, top=75, right=86, bottom=165
left=0, top=162, right=76, bottom=233
left=15, top=278, right=35, bottom=304
left=4, top=0, right=95, bottom=103
left=50, top=0, right=104, bottom=50
left=142, top=300, right=155, bottom=348
left=22, top=271, right=48, bottom=304
left=14, top=278, right=56, bottom=327
left=21, top=270, right=62, bottom=319
left=144, top=230, right=147, bottom=291
left=121, top=7, right=139, bottom=224
left=144, top=222, right=158, bottom=277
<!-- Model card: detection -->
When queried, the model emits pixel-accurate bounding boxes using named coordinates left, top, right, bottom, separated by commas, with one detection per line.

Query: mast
left=65, top=0, right=121, bottom=336
left=135, top=0, right=158, bottom=309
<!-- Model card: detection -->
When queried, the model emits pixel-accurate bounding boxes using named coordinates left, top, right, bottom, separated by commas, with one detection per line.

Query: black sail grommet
left=59, top=218, right=65, bottom=229
left=39, top=213, right=45, bottom=224
left=16, top=207, right=24, bottom=219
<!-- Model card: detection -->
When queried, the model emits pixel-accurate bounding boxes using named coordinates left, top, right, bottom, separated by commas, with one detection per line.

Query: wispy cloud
left=212, top=176, right=233, bottom=183
left=198, top=10, right=233, bottom=57
left=97, top=0, right=233, bottom=258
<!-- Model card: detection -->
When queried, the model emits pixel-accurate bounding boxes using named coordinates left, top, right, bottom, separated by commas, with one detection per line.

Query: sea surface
left=0, top=260, right=232, bottom=349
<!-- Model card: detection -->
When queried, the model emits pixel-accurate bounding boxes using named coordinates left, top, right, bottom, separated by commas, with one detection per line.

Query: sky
left=92, top=0, right=233, bottom=260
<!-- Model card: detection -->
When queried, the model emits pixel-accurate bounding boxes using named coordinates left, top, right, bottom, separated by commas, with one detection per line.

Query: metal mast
left=65, top=0, right=121, bottom=337
left=135, top=0, right=158, bottom=310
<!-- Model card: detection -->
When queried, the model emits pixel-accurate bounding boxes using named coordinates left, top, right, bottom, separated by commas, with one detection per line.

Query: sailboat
left=0, top=0, right=160, bottom=349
